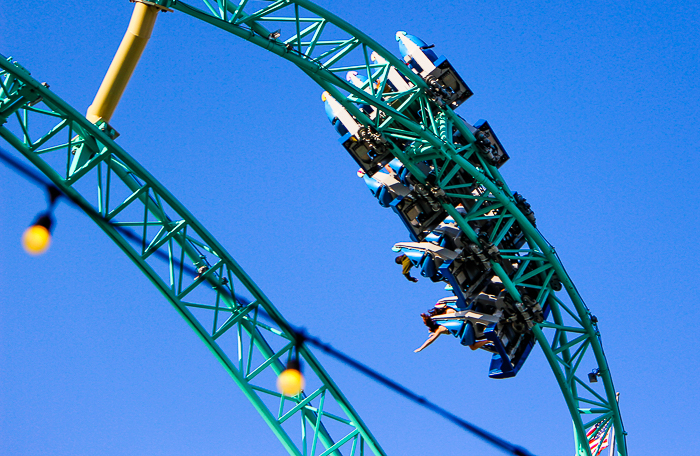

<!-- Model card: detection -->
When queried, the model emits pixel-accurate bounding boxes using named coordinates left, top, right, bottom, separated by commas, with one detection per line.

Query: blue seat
left=484, top=324, right=516, bottom=379
left=376, top=186, right=393, bottom=207
left=459, top=321, right=476, bottom=347
left=440, top=319, right=464, bottom=335
left=419, top=254, right=438, bottom=279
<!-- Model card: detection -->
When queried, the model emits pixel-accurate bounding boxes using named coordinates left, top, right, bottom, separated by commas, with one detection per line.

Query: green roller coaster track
left=0, top=1, right=626, bottom=455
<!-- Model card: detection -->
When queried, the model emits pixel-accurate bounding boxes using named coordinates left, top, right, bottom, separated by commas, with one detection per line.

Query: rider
left=414, top=302, right=492, bottom=353
left=395, top=254, right=418, bottom=282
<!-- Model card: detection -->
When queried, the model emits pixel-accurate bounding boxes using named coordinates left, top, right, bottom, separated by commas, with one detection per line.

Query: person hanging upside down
left=414, top=303, right=492, bottom=353
left=395, top=254, right=418, bottom=282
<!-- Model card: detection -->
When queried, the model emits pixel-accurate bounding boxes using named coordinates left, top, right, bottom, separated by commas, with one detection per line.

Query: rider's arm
left=414, top=326, right=449, bottom=353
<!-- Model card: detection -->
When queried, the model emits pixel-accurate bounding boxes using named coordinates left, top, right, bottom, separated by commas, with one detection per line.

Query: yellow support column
left=86, top=1, right=161, bottom=124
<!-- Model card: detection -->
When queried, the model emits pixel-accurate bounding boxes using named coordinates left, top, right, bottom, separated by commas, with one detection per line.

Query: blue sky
left=1, top=1, right=699, bottom=455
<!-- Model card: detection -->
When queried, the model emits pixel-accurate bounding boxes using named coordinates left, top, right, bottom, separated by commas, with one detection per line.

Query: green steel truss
left=1, top=0, right=627, bottom=454
left=0, top=56, right=385, bottom=456
left=157, top=1, right=627, bottom=454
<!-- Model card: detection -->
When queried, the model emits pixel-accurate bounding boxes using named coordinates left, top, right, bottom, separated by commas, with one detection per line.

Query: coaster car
left=390, top=190, right=447, bottom=242
left=358, top=165, right=410, bottom=208
left=395, top=31, right=473, bottom=108
left=345, top=71, right=376, bottom=117
left=392, top=241, right=457, bottom=282
left=473, top=120, right=510, bottom=168
left=431, top=294, right=548, bottom=378
left=322, top=91, right=393, bottom=175
left=370, top=51, right=414, bottom=93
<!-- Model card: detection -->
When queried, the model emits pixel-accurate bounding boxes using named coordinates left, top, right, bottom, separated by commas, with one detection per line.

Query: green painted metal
left=0, top=55, right=386, bottom=456
left=154, top=1, right=627, bottom=455
left=1, top=0, right=628, bottom=454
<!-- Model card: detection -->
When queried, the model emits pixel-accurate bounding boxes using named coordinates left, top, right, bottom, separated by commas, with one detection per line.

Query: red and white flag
left=586, top=422, right=611, bottom=456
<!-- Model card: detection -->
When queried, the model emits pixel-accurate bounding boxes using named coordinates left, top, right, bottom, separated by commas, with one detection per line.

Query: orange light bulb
left=22, top=224, right=51, bottom=255
left=277, top=368, right=305, bottom=396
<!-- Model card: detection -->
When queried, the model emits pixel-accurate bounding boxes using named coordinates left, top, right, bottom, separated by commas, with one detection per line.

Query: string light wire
left=0, top=145, right=536, bottom=456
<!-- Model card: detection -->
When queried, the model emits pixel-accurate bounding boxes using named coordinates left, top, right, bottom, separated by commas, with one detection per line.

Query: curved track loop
left=160, top=1, right=626, bottom=454
left=0, top=56, right=385, bottom=456
left=2, top=0, right=626, bottom=454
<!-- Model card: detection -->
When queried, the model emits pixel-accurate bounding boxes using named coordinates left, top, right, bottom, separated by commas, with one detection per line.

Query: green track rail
left=0, top=55, right=385, bottom=456
left=1, top=1, right=627, bottom=455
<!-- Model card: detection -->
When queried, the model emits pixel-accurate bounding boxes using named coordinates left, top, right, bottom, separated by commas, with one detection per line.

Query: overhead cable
left=0, top=144, right=535, bottom=456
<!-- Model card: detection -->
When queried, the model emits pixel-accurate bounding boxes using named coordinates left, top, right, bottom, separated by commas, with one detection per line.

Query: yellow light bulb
left=22, top=224, right=51, bottom=255
left=277, top=368, right=305, bottom=396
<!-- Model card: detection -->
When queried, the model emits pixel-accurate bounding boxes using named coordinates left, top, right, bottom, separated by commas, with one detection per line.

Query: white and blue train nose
left=322, top=91, right=360, bottom=137
left=345, top=70, right=368, bottom=89
left=396, top=31, right=438, bottom=75
left=345, top=71, right=375, bottom=115
left=370, top=51, right=413, bottom=92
